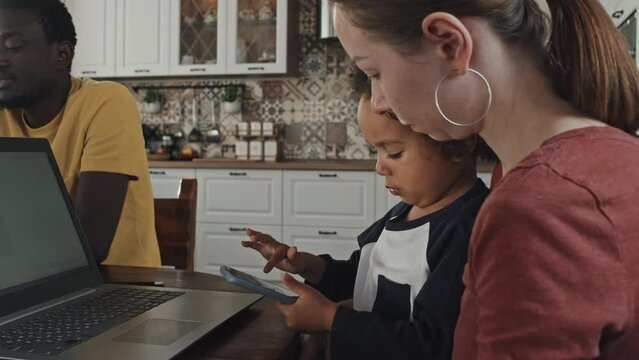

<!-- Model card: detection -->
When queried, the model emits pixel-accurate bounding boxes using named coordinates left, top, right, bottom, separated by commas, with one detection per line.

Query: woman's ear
left=421, top=12, right=473, bottom=74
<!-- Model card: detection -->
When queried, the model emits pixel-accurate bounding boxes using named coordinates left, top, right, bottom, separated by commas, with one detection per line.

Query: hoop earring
left=435, top=68, right=492, bottom=127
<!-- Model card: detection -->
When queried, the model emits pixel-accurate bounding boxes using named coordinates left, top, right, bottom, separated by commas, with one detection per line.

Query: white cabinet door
left=168, top=0, right=228, bottom=75
left=283, top=226, right=360, bottom=262
left=149, top=168, right=196, bottom=198
left=116, top=0, right=170, bottom=77
left=67, top=0, right=116, bottom=78
left=283, top=171, right=375, bottom=228
left=374, top=173, right=400, bottom=219
left=197, top=169, right=283, bottom=225
left=608, top=0, right=636, bottom=26
left=196, top=223, right=283, bottom=280
left=226, top=0, right=290, bottom=74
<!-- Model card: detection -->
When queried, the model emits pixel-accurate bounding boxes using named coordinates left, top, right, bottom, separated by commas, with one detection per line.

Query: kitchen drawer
left=197, top=169, right=283, bottom=225
left=149, top=168, right=196, bottom=198
left=195, top=223, right=283, bottom=280
left=283, top=226, right=360, bottom=262
left=283, top=171, right=375, bottom=228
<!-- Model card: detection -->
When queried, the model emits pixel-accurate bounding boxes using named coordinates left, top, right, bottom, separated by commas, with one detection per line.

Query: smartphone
left=220, top=265, right=298, bottom=304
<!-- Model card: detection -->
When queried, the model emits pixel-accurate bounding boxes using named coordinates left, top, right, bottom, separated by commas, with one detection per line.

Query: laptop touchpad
left=113, top=318, right=201, bottom=346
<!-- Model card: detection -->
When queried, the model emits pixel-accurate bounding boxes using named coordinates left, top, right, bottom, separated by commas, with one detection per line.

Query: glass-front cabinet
left=68, top=0, right=295, bottom=78
left=227, top=0, right=290, bottom=74
left=169, top=0, right=228, bottom=76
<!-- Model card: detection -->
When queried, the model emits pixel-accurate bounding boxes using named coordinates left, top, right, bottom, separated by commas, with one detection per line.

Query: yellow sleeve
left=79, top=82, right=147, bottom=180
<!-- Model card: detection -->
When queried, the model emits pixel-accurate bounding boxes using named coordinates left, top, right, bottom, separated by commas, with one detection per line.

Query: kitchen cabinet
left=226, top=0, right=294, bottom=75
left=68, top=0, right=296, bottom=78
left=602, top=0, right=637, bottom=26
left=283, top=171, right=376, bottom=228
left=66, top=0, right=116, bottom=78
left=116, top=0, right=171, bottom=77
left=168, top=0, right=228, bottom=76
left=197, top=169, right=282, bottom=225
left=196, top=223, right=283, bottom=280
left=149, top=168, right=196, bottom=198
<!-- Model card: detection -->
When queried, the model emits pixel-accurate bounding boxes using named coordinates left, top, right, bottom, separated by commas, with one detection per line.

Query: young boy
left=241, top=70, right=489, bottom=360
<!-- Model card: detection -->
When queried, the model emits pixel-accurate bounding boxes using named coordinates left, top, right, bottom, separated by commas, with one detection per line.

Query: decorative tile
left=326, top=122, right=347, bottom=147
left=281, top=79, right=307, bottom=101
left=325, top=74, right=350, bottom=100
left=299, top=0, right=317, bottom=36
left=257, top=100, right=284, bottom=123
left=304, top=142, right=326, bottom=160
left=284, top=143, right=304, bottom=159
left=302, top=100, right=326, bottom=123
left=285, top=123, right=304, bottom=145
left=301, top=51, right=327, bottom=78
left=260, top=81, right=285, bottom=100
left=301, top=35, right=324, bottom=56
left=282, top=99, right=305, bottom=123
left=303, top=122, right=325, bottom=144
left=325, top=99, right=350, bottom=123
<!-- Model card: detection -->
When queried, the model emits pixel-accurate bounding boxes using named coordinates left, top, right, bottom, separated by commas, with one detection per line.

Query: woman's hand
left=276, top=273, right=338, bottom=333
left=241, top=228, right=305, bottom=274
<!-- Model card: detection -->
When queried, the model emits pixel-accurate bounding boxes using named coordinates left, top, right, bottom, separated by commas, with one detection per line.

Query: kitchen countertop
left=148, top=159, right=497, bottom=173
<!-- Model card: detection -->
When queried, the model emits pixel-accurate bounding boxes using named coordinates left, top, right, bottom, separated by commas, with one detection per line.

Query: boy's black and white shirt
left=353, top=206, right=435, bottom=321
left=310, top=180, right=488, bottom=360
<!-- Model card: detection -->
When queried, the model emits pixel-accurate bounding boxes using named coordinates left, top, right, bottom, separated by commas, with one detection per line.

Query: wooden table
left=100, top=266, right=300, bottom=360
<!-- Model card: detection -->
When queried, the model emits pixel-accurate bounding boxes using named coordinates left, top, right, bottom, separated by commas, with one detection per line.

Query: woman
left=331, top=0, right=639, bottom=359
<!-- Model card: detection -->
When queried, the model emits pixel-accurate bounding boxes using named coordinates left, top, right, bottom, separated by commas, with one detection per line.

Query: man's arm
left=73, top=172, right=129, bottom=263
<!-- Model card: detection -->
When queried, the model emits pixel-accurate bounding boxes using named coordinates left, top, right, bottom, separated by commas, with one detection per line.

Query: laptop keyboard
left=0, top=287, right=184, bottom=357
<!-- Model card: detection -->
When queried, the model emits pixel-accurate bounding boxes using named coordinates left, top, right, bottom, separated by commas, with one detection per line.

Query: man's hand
left=241, top=228, right=306, bottom=274
left=276, top=273, right=338, bottom=333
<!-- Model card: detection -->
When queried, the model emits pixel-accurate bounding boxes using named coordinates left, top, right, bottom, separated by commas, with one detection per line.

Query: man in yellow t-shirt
left=0, top=0, right=160, bottom=267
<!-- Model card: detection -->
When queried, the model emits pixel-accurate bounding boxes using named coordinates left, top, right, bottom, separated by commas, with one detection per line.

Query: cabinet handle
left=230, top=172, right=247, bottom=177
left=248, top=66, right=265, bottom=71
left=229, top=227, right=247, bottom=232
left=189, top=68, right=207, bottom=72
left=134, top=69, right=151, bottom=73
left=318, top=231, right=338, bottom=236
left=612, top=10, right=625, bottom=19
left=81, top=71, right=97, bottom=75
left=319, top=173, right=338, bottom=178
left=149, top=170, right=166, bottom=175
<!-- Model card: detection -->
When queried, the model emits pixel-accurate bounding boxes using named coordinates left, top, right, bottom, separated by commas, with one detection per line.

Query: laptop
left=0, top=137, right=261, bottom=360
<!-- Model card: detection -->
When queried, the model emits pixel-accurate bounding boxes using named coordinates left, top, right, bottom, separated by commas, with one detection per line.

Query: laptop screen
left=0, top=152, right=89, bottom=295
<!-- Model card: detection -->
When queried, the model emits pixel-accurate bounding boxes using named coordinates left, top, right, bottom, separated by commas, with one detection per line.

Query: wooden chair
left=154, top=179, right=197, bottom=271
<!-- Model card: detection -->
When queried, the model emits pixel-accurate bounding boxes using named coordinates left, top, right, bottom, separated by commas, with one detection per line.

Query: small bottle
left=237, top=122, right=249, bottom=136
left=249, top=140, right=263, bottom=161
left=235, top=140, right=249, bottom=160
left=250, top=121, right=262, bottom=137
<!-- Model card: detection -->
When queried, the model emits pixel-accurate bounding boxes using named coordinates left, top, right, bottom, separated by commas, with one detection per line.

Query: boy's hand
left=276, top=273, right=338, bottom=333
left=241, top=228, right=305, bottom=274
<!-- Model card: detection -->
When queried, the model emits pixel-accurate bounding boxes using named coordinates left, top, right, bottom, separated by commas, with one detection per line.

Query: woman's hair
left=350, top=64, right=496, bottom=161
left=334, top=0, right=639, bottom=134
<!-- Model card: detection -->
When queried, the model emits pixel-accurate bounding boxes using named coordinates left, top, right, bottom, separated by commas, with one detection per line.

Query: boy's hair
left=350, top=64, right=496, bottom=162
left=0, top=0, right=77, bottom=48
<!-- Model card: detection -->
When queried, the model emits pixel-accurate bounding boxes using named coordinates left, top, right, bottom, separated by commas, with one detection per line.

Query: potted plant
left=142, top=90, right=163, bottom=114
left=222, top=85, right=241, bottom=114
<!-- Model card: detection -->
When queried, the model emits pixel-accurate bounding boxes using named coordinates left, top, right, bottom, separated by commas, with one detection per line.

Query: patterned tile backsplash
left=123, top=0, right=372, bottom=161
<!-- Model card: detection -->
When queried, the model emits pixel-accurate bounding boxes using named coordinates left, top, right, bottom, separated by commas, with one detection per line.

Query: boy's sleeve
left=80, top=83, right=147, bottom=179
left=329, top=225, right=469, bottom=360
left=309, top=251, right=361, bottom=302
